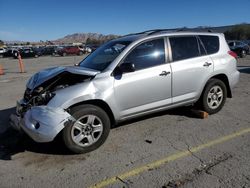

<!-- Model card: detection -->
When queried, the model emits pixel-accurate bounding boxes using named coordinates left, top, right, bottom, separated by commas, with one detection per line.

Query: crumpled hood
left=26, top=66, right=100, bottom=90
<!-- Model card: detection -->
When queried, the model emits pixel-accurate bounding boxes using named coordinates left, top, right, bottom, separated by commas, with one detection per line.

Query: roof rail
left=176, top=28, right=213, bottom=32
left=147, top=29, right=178, bottom=36
left=122, top=28, right=214, bottom=37
left=147, top=28, right=214, bottom=36
left=122, top=29, right=171, bottom=37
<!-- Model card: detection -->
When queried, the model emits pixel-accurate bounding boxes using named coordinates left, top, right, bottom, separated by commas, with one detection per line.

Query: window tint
left=124, top=39, right=165, bottom=70
left=169, top=36, right=200, bottom=61
left=199, top=35, right=219, bottom=54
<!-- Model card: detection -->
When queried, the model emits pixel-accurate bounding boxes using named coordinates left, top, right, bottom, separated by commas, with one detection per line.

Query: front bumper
left=10, top=105, right=74, bottom=143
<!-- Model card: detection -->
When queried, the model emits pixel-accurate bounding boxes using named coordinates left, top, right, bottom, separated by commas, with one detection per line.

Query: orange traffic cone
left=18, top=52, right=25, bottom=73
left=0, top=64, right=4, bottom=75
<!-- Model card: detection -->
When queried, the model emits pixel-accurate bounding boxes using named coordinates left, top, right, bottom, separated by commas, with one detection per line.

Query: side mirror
left=119, top=62, right=135, bottom=73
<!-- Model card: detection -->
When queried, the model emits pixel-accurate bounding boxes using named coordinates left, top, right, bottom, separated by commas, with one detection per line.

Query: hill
left=53, top=33, right=119, bottom=44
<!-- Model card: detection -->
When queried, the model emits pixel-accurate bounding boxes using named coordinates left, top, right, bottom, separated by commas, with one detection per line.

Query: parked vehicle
left=10, top=30, right=239, bottom=154
left=13, top=48, right=39, bottom=58
left=85, top=46, right=92, bottom=53
left=0, top=48, right=6, bottom=57
left=85, top=44, right=99, bottom=53
left=58, top=46, right=84, bottom=56
left=2, top=48, right=17, bottom=58
left=228, top=41, right=249, bottom=58
left=242, top=40, right=250, bottom=53
left=34, top=46, right=57, bottom=56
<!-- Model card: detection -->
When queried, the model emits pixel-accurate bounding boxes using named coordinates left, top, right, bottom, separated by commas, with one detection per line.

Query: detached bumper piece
left=10, top=106, right=75, bottom=143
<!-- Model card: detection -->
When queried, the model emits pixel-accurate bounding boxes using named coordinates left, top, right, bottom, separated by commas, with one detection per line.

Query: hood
left=26, top=66, right=100, bottom=90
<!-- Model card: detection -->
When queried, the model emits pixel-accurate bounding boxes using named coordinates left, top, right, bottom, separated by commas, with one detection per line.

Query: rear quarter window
left=199, top=35, right=219, bottom=55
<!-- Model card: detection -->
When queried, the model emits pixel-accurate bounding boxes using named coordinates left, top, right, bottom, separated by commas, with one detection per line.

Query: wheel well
left=210, top=74, right=232, bottom=98
left=68, top=100, right=116, bottom=126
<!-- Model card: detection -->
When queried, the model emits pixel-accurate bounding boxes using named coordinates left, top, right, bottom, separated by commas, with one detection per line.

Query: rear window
left=199, top=35, right=219, bottom=54
left=169, top=36, right=200, bottom=61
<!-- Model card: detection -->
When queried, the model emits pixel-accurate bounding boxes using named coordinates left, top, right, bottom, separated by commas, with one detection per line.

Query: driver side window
left=124, top=38, right=165, bottom=71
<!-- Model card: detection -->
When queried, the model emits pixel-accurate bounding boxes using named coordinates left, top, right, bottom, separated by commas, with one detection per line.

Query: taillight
left=228, top=51, right=237, bottom=58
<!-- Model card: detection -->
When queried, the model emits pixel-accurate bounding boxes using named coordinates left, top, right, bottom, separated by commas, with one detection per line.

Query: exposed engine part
left=20, top=72, right=93, bottom=115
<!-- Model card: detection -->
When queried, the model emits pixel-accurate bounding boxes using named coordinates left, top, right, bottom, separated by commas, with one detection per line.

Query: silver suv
left=10, top=30, right=239, bottom=153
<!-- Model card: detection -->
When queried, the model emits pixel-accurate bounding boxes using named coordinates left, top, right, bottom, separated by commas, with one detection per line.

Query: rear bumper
left=229, top=70, right=240, bottom=89
left=9, top=106, right=75, bottom=143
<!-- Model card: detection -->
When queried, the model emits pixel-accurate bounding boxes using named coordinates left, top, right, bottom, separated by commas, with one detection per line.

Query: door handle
left=203, top=62, right=212, bottom=67
left=159, top=71, right=170, bottom=76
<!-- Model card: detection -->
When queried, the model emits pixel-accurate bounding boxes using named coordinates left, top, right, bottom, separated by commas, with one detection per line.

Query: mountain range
left=53, top=33, right=119, bottom=44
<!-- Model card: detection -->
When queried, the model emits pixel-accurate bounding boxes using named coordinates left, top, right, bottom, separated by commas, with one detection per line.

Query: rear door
left=169, top=35, right=214, bottom=103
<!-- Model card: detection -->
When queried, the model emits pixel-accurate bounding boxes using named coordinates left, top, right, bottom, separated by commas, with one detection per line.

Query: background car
left=242, top=40, right=250, bottom=53
left=57, top=46, right=84, bottom=56
left=0, top=48, right=6, bottom=57
left=2, top=48, right=18, bottom=58
left=228, top=41, right=249, bottom=58
left=85, top=44, right=99, bottom=53
left=34, top=46, right=57, bottom=56
left=13, top=48, right=39, bottom=58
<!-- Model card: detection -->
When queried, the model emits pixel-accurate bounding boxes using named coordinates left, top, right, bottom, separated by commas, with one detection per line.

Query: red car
left=58, top=46, right=84, bottom=56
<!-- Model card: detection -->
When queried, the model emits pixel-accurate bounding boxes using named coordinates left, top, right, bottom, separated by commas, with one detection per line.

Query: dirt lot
left=0, top=55, right=250, bottom=188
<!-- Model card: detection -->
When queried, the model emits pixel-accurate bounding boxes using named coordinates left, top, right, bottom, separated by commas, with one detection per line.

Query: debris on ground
left=145, top=139, right=152, bottom=144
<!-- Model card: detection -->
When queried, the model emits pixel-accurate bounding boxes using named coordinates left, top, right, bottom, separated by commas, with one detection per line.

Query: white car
left=0, top=48, right=6, bottom=57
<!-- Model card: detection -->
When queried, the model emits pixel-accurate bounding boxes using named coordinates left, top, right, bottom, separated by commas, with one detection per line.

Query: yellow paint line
left=90, top=127, right=250, bottom=188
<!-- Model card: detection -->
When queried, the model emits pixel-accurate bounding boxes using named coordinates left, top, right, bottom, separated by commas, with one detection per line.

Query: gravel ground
left=0, top=55, right=249, bottom=188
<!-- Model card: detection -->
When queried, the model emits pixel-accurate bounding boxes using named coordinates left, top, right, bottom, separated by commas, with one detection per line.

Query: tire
left=63, top=104, right=110, bottom=154
left=63, top=52, right=67, bottom=56
left=78, top=51, right=83, bottom=56
left=200, top=79, right=227, bottom=114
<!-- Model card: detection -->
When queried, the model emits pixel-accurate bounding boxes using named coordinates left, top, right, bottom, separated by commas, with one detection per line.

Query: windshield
left=79, top=40, right=131, bottom=71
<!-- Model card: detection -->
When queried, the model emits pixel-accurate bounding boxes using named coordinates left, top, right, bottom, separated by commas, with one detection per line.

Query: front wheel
left=63, top=104, right=110, bottom=154
left=200, top=79, right=227, bottom=114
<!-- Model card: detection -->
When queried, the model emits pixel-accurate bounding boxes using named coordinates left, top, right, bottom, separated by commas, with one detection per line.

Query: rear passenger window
left=199, top=35, right=219, bottom=54
left=169, top=36, right=200, bottom=61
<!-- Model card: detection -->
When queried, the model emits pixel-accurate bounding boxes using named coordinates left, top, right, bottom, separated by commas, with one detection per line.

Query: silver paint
left=10, top=31, right=240, bottom=143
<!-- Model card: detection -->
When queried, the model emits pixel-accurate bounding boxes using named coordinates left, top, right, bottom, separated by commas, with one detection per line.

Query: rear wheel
left=78, top=51, right=83, bottom=55
left=63, top=104, right=110, bottom=154
left=200, top=79, right=227, bottom=114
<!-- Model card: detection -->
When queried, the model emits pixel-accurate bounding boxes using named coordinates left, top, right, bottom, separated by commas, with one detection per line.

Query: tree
left=0, top=40, right=4, bottom=46
left=224, top=24, right=250, bottom=40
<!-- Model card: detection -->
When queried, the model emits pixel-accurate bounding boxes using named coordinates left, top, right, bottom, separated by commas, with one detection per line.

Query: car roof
left=115, top=30, right=222, bottom=43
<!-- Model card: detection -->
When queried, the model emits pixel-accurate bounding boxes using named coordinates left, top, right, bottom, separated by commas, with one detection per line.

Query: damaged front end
left=10, top=66, right=99, bottom=142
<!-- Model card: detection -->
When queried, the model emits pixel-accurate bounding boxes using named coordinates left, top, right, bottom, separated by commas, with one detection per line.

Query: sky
left=0, top=0, right=250, bottom=41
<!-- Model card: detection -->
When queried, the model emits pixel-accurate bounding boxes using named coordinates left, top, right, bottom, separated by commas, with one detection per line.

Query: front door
left=113, top=38, right=172, bottom=118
